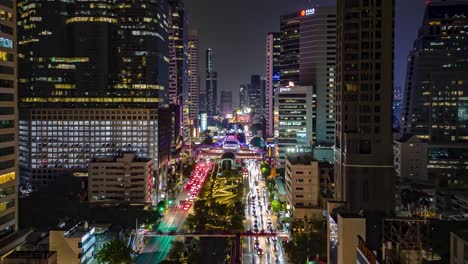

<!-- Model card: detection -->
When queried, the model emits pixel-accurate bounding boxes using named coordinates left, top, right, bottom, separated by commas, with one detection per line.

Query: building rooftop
left=286, top=154, right=314, bottom=165
left=56, top=222, right=94, bottom=238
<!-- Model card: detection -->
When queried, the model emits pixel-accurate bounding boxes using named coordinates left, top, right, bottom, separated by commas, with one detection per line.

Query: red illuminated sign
left=300, top=10, right=306, bottom=17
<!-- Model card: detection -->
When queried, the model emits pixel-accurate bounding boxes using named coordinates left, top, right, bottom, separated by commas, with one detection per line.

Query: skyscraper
left=18, top=0, right=171, bottom=191
left=0, top=0, right=17, bottom=242
left=334, top=0, right=395, bottom=213
left=205, top=48, right=218, bottom=116
left=239, top=84, right=249, bottom=110
left=275, top=85, right=312, bottom=166
left=279, top=7, right=337, bottom=161
left=168, top=0, right=188, bottom=145
left=280, top=13, right=300, bottom=86
left=249, top=75, right=262, bottom=124
left=220, top=91, right=233, bottom=117
left=300, top=6, right=337, bottom=161
left=265, top=32, right=281, bottom=138
left=187, top=31, right=199, bottom=121
left=402, top=0, right=468, bottom=182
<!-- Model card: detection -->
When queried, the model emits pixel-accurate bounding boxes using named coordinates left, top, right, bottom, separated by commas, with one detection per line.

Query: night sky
left=185, top=0, right=426, bottom=107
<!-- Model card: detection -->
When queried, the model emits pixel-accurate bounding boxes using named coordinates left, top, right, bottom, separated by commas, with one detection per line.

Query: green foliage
left=249, top=137, right=262, bottom=148
left=167, top=241, right=185, bottom=261
left=271, top=200, right=281, bottom=213
left=96, top=239, right=132, bottom=264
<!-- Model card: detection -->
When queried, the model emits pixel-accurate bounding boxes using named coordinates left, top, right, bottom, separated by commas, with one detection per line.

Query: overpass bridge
left=143, top=231, right=289, bottom=264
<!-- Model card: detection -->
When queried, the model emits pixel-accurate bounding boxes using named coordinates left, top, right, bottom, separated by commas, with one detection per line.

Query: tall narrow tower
left=334, top=0, right=395, bottom=213
left=265, top=32, right=281, bottom=138
left=0, top=0, right=17, bottom=240
left=205, top=48, right=218, bottom=116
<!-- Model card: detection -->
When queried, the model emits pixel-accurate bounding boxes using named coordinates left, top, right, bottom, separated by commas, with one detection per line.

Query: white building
left=49, top=222, right=95, bottom=264
left=88, top=153, right=153, bottom=205
left=274, top=85, right=312, bottom=167
left=285, top=154, right=328, bottom=220
left=394, top=134, right=428, bottom=181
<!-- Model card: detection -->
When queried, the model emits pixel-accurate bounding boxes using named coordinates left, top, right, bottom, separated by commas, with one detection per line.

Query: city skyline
left=3, top=0, right=467, bottom=263
left=185, top=0, right=425, bottom=106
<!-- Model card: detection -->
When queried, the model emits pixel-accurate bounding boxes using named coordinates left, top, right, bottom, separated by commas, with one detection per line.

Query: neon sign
left=300, top=8, right=316, bottom=17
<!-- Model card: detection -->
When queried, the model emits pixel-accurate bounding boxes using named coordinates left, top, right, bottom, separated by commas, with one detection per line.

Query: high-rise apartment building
left=220, top=91, right=233, bottom=117
left=187, top=31, right=199, bottom=121
left=0, top=0, right=17, bottom=243
left=17, top=0, right=171, bottom=191
left=402, top=0, right=468, bottom=183
left=279, top=7, right=337, bottom=161
left=334, top=0, right=395, bottom=213
left=205, top=48, right=217, bottom=116
left=168, top=0, right=188, bottom=145
left=266, top=32, right=281, bottom=138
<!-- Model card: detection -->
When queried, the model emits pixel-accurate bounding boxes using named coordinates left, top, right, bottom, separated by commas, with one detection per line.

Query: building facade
left=249, top=75, right=262, bottom=124
left=265, top=32, right=281, bottom=138
left=88, top=153, right=153, bottom=205
left=49, top=222, right=95, bottom=264
left=451, top=231, right=468, bottom=264
left=220, top=91, right=233, bottom=117
left=334, top=0, right=395, bottom=213
left=205, top=48, right=217, bottom=116
left=239, top=84, right=249, bottom=110
left=0, top=0, right=17, bottom=244
left=402, top=0, right=468, bottom=184
left=280, top=13, right=300, bottom=86
left=394, top=134, right=428, bottom=181
left=187, top=30, right=199, bottom=121
left=275, top=85, right=312, bottom=166
left=285, top=154, right=328, bottom=220
left=168, top=0, right=189, bottom=145
left=17, top=0, right=171, bottom=191
left=279, top=7, right=337, bottom=162
left=300, top=6, right=337, bottom=162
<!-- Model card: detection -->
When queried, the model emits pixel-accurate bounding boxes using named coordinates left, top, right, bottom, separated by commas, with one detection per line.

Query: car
left=257, top=248, right=263, bottom=256
left=272, top=236, right=278, bottom=241
left=253, top=224, right=258, bottom=229
left=254, top=228, right=259, bottom=233
left=274, top=255, right=279, bottom=262
left=253, top=219, right=258, bottom=224
left=265, top=237, right=270, bottom=244
left=254, top=241, right=260, bottom=249
left=183, top=202, right=192, bottom=211
left=169, top=230, right=176, bottom=235
left=273, top=244, right=278, bottom=252
left=156, top=230, right=163, bottom=234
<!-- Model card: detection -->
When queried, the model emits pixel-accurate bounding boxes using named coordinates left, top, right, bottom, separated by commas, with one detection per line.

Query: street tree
left=96, top=239, right=132, bottom=264
left=167, top=241, right=185, bottom=262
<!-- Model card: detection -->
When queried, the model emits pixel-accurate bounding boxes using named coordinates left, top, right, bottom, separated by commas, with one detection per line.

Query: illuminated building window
left=0, top=172, right=15, bottom=185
